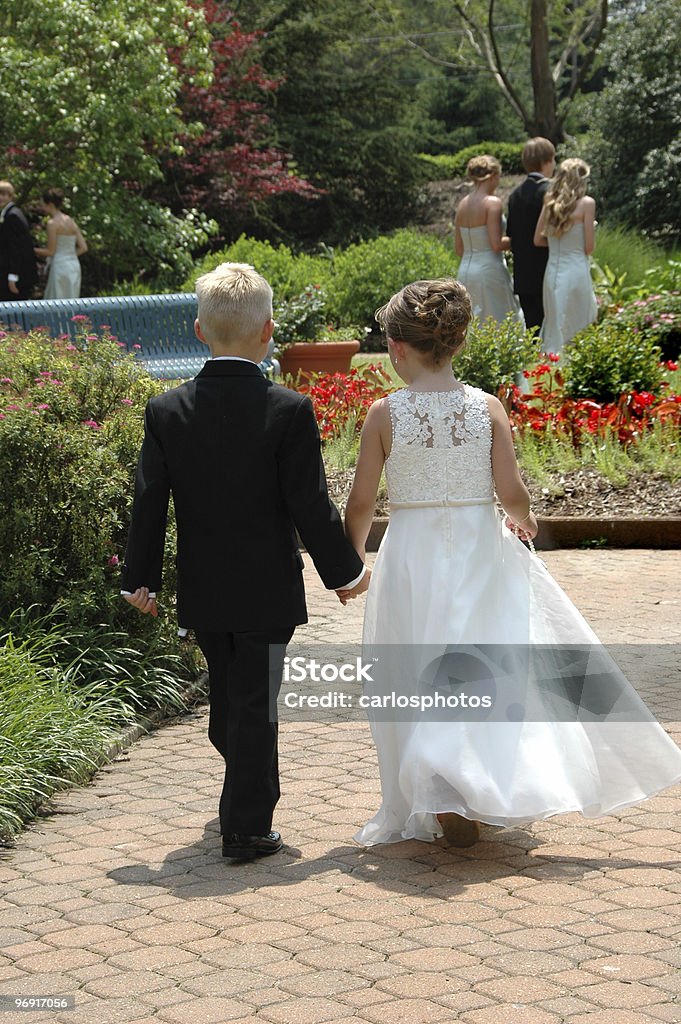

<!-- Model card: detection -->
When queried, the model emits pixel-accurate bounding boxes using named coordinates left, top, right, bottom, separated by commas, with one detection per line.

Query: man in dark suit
left=507, top=138, right=556, bottom=331
left=0, top=181, right=38, bottom=301
left=122, top=263, right=369, bottom=859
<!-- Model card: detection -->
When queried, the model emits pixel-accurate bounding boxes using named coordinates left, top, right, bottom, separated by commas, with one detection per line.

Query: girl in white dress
left=34, top=187, right=87, bottom=299
left=455, top=155, right=523, bottom=326
left=344, top=278, right=681, bottom=849
left=534, top=158, right=597, bottom=354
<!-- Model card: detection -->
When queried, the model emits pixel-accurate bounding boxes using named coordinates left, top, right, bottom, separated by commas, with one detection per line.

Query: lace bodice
left=385, top=385, right=493, bottom=504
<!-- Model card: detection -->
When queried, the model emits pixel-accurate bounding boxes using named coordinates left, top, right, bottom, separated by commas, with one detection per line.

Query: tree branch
left=553, top=0, right=608, bottom=88
left=557, top=0, right=608, bottom=129
left=453, top=0, right=529, bottom=126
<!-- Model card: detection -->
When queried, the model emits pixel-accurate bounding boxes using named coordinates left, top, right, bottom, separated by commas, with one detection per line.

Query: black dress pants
left=517, top=292, right=545, bottom=333
left=195, top=627, right=294, bottom=836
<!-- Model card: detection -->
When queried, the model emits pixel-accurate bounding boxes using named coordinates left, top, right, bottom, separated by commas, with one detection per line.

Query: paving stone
left=579, top=980, right=666, bottom=1008
left=474, top=975, right=568, bottom=1003
left=360, top=998, right=453, bottom=1023
left=157, top=996, right=251, bottom=1023
left=1, top=551, right=680, bottom=1024
left=257, top=997, right=360, bottom=1023
left=643, top=1005, right=681, bottom=1023
left=584, top=953, right=669, bottom=982
left=568, top=1013, right=672, bottom=1024
left=459, top=1006, right=563, bottom=1023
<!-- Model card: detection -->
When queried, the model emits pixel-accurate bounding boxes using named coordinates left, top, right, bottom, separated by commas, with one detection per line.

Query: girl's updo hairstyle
left=41, top=187, right=65, bottom=209
left=375, top=279, right=472, bottom=366
left=466, top=154, right=501, bottom=184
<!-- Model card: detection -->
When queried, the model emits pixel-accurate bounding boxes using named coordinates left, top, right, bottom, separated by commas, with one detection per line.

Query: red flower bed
left=507, top=359, right=681, bottom=445
left=304, top=364, right=394, bottom=440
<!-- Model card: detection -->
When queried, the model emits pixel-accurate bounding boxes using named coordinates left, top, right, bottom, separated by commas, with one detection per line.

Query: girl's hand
left=505, top=513, right=538, bottom=541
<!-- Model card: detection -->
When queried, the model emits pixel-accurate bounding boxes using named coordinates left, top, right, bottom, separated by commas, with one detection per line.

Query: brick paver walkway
left=1, top=551, right=681, bottom=1024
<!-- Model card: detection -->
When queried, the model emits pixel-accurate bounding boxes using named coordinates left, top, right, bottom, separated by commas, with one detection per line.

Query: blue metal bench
left=0, top=293, right=278, bottom=379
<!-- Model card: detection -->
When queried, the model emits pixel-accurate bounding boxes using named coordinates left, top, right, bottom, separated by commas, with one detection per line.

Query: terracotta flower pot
left=279, top=340, right=361, bottom=382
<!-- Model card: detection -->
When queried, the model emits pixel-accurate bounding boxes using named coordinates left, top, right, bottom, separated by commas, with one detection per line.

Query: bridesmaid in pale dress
left=455, top=155, right=523, bottom=326
left=534, top=158, right=597, bottom=354
left=34, top=187, right=87, bottom=299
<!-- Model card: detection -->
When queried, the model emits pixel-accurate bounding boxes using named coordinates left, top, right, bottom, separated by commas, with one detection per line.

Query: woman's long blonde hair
left=542, top=158, right=590, bottom=237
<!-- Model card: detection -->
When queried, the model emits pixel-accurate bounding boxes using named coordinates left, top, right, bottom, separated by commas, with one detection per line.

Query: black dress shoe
left=221, top=830, right=283, bottom=859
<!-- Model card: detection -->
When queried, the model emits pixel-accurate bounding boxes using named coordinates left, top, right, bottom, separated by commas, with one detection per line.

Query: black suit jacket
left=0, top=203, right=38, bottom=300
left=507, top=173, right=550, bottom=294
left=121, top=359, right=363, bottom=632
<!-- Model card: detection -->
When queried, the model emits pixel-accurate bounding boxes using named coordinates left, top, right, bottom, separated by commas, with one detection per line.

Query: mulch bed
left=327, top=466, right=681, bottom=519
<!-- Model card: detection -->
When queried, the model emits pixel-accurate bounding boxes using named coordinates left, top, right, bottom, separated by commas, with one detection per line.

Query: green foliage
left=0, top=631, right=122, bottom=838
left=406, top=67, right=516, bottom=156
left=641, top=260, right=681, bottom=295
left=592, top=224, right=673, bottom=292
left=455, top=316, right=538, bottom=395
left=604, top=293, right=681, bottom=361
left=235, top=0, right=423, bottom=245
left=0, top=1, right=215, bottom=288
left=325, top=230, right=457, bottom=328
left=183, top=235, right=329, bottom=300
left=0, top=614, right=199, bottom=839
left=0, top=327, right=176, bottom=634
left=419, top=142, right=525, bottom=181
left=563, top=322, right=663, bottom=401
left=516, top=420, right=681, bottom=491
left=274, top=286, right=327, bottom=347
left=583, top=0, right=681, bottom=242
left=185, top=230, right=457, bottom=333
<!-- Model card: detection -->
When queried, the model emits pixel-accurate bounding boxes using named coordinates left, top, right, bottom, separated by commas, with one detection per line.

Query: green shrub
left=592, top=224, right=671, bottom=290
left=454, top=315, right=538, bottom=395
left=603, top=292, right=681, bottom=360
left=641, top=259, right=681, bottom=295
left=0, top=615, right=198, bottom=839
left=183, top=235, right=330, bottom=300
left=0, top=327, right=178, bottom=635
left=563, top=321, right=663, bottom=401
left=0, top=632, right=123, bottom=838
left=274, top=285, right=327, bottom=347
left=325, top=230, right=456, bottom=328
left=419, top=142, right=524, bottom=181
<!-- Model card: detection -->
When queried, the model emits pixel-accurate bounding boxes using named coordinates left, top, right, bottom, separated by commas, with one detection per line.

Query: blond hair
left=195, top=262, right=273, bottom=345
left=466, top=155, right=501, bottom=184
left=0, top=181, right=16, bottom=200
left=522, top=137, right=555, bottom=173
left=542, top=158, right=591, bottom=237
left=375, top=279, right=472, bottom=366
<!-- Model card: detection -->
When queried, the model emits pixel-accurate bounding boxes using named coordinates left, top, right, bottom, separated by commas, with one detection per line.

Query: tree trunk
left=529, top=0, right=562, bottom=142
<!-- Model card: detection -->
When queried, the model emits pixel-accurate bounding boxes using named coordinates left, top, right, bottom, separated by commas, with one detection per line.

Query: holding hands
left=336, top=566, right=371, bottom=605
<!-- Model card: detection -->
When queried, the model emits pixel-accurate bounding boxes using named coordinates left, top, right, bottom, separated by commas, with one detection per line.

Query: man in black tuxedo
left=122, top=263, right=369, bottom=859
left=507, top=138, right=556, bottom=331
left=0, top=181, right=38, bottom=301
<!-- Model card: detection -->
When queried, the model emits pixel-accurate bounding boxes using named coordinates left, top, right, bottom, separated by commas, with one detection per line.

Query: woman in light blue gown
left=534, top=158, right=597, bottom=354
left=34, top=187, right=87, bottom=299
left=455, top=155, right=523, bottom=327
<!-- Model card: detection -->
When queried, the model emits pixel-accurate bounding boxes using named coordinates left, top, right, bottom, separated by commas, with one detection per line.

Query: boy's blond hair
left=195, top=262, right=273, bottom=346
left=522, top=137, right=556, bottom=173
left=0, top=181, right=16, bottom=200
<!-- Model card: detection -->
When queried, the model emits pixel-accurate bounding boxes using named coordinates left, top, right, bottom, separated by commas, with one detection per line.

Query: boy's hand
left=336, top=568, right=371, bottom=605
left=123, top=587, right=158, bottom=617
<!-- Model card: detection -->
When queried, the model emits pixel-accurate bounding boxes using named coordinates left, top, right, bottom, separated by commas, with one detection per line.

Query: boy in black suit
left=507, top=138, right=556, bottom=331
left=122, top=263, right=368, bottom=859
left=0, top=181, right=38, bottom=301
